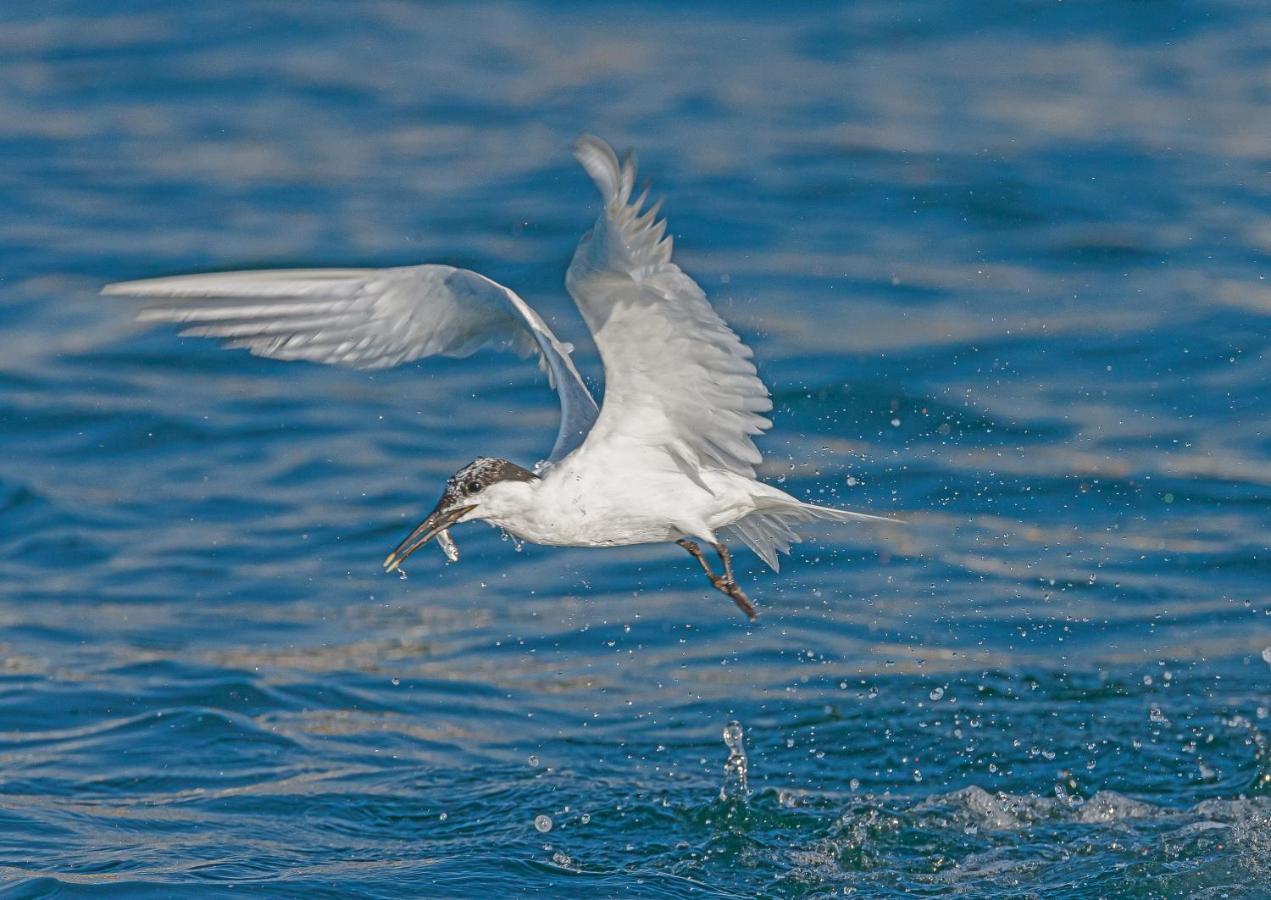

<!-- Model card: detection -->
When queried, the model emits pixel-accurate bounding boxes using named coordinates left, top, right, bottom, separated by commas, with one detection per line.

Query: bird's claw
left=710, top=575, right=757, bottom=621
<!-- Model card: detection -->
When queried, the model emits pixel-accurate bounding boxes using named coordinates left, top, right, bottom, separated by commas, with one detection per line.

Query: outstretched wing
left=103, top=264, right=599, bottom=464
left=565, top=136, right=772, bottom=476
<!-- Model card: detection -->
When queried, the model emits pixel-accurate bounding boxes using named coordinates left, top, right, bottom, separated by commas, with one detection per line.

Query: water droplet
left=534, top=814, right=553, bottom=833
left=720, top=720, right=749, bottom=801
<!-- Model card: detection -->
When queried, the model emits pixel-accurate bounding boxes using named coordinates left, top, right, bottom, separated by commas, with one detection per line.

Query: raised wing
left=565, top=136, right=772, bottom=476
left=103, top=265, right=599, bottom=464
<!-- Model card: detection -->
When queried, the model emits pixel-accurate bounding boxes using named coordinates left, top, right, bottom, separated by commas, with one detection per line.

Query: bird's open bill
left=383, top=503, right=476, bottom=573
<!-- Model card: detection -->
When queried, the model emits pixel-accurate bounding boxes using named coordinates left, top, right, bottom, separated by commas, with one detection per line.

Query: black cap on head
left=444, top=457, right=537, bottom=504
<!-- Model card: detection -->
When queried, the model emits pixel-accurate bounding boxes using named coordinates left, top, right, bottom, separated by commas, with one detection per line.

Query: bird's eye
left=466, top=480, right=482, bottom=494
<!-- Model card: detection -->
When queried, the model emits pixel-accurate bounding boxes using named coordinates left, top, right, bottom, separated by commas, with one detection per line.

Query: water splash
left=720, top=720, right=749, bottom=801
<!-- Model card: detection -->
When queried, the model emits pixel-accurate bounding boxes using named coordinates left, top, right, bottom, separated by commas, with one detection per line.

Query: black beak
left=383, top=501, right=476, bottom=573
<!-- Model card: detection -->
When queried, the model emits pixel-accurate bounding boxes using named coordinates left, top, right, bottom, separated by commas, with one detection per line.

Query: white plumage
left=567, top=136, right=772, bottom=479
left=105, top=135, right=892, bottom=619
left=106, top=264, right=597, bottom=464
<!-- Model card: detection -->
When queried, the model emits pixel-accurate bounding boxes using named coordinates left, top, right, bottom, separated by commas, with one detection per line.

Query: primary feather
left=104, top=264, right=599, bottom=464
left=566, top=135, right=773, bottom=479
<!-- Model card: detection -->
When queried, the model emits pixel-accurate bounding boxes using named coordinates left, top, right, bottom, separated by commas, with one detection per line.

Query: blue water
left=2, top=1, right=1269, bottom=895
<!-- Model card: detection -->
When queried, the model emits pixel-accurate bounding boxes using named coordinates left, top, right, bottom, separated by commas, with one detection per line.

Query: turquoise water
left=1, top=1, right=1269, bottom=895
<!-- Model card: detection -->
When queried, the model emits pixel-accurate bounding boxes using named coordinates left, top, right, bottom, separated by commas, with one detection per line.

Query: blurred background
left=0, top=1, right=1267, bottom=895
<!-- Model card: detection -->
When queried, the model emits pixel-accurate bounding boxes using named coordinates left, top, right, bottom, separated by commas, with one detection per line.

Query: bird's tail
left=724, top=497, right=896, bottom=572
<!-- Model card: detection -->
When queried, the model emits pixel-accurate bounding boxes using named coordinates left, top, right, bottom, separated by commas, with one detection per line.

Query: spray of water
left=720, top=720, right=749, bottom=801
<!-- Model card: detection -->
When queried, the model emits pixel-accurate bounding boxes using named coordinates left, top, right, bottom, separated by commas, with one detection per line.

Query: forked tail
left=724, top=499, right=896, bottom=572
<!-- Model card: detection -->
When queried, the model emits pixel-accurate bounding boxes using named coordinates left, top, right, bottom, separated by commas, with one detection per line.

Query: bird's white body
left=106, top=135, right=892, bottom=615
left=471, top=452, right=778, bottom=548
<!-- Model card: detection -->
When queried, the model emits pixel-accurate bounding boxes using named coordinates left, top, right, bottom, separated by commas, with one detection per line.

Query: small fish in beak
left=383, top=500, right=475, bottom=574
left=381, top=457, right=538, bottom=575
left=436, top=528, right=460, bottom=563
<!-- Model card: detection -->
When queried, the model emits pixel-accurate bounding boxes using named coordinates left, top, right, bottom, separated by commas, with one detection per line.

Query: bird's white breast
left=490, top=445, right=759, bottom=548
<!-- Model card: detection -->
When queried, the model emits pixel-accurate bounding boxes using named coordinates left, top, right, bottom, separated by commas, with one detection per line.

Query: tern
left=105, top=135, right=892, bottom=620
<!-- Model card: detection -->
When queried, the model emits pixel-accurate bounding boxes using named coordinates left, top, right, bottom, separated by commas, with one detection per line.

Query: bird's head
left=383, top=457, right=539, bottom=573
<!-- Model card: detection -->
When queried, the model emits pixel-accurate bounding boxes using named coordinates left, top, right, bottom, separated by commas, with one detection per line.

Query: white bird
left=104, top=135, right=893, bottom=620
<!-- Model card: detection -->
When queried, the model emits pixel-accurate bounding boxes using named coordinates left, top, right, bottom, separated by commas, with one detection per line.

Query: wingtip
left=573, top=134, right=633, bottom=205
left=101, top=275, right=176, bottom=297
left=100, top=277, right=175, bottom=298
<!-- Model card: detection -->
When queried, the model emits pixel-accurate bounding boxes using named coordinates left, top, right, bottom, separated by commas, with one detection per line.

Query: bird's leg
left=715, top=542, right=737, bottom=584
left=713, top=543, right=757, bottom=621
left=676, top=539, right=757, bottom=621
left=677, top=538, right=717, bottom=579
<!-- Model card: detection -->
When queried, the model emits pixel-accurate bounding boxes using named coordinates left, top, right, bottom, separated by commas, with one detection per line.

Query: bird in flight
left=105, top=135, right=892, bottom=620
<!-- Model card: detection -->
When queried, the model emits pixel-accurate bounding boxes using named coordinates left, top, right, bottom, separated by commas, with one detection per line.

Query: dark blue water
left=2, top=1, right=1268, bottom=895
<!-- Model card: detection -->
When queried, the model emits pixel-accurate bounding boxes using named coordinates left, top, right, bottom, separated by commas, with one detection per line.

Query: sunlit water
left=1, top=1, right=1268, bottom=895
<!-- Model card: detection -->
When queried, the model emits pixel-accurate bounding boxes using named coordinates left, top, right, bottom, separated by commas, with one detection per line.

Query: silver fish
left=437, top=528, right=460, bottom=563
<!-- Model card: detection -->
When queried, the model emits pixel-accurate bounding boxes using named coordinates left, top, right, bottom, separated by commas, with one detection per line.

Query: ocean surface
left=1, top=1, right=1268, bottom=896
